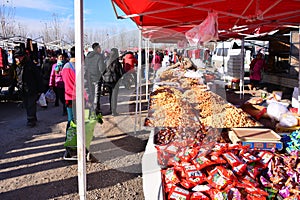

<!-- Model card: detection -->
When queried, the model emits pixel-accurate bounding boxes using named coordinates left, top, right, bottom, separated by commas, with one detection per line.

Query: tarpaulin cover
left=112, top=0, right=300, bottom=41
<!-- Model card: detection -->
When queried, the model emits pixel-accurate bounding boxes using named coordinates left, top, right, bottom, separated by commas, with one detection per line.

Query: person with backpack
left=100, top=48, right=123, bottom=116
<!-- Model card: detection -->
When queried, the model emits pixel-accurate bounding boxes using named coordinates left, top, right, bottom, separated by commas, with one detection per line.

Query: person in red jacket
left=123, top=51, right=137, bottom=73
left=62, top=46, right=76, bottom=128
left=122, top=51, right=137, bottom=89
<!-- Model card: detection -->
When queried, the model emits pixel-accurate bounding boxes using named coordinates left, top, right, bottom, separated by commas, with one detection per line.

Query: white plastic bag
left=45, top=89, right=56, bottom=103
left=292, top=87, right=299, bottom=108
left=279, top=113, right=298, bottom=127
left=267, top=102, right=288, bottom=121
left=185, top=12, right=219, bottom=46
left=38, top=93, right=47, bottom=107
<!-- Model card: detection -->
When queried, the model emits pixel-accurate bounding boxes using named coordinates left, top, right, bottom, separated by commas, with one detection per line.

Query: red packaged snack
left=206, top=166, right=232, bottom=190
left=186, top=169, right=206, bottom=185
left=246, top=164, right=261, bottom=179
left=257, top=151, right=274, bottom=167
left=206, top=189, right=227, bottom=200
left=164, top=168, right=180, bottom=185
left=242, top=175, right=259, bottom=187
left=210, top=153, right=227, bottom=164
left=233, top=163, right=247, bottom=176
left=222, top=152, right=243, bottom=167
left=241, top=152, right=260, bottom=164
left=212, top=143, right=228, bottom=154
left=191, top=184, right=211, bottom=192
left=189, top=177, right=206, bottom=185
left=168, top=155, right=181, bottom=167
left=192, top=156, right=215, bottom=170
left=245, top=187, right=269, bottom=197
left=228, top=143, right=248, bottom=151
left=178, top=163, right=193, bottom=178
left=168, top=185, right=190, bottom=200
left=164, top=182, right=175, bottom=193
left=181, top=179, right=196, bottom=189
left=190, top=191, right=210, bottom=200
left=178, top=147, right=199, bottom=162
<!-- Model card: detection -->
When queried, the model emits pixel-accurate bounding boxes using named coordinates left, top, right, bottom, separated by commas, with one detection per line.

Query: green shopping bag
left=64, top=110, right=101, bottom=149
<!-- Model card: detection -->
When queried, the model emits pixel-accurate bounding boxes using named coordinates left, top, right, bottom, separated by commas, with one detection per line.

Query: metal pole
left=222, top=41, right=226, bottom=82
left=298, top=26, right=300, bottom=114
left=145, top=39, right=149, bottom=101
left=240, top=37, right=245, bottom=99
left=74, top=0, right=86, bottom=199
left=135, top=28, right=142, bottom=134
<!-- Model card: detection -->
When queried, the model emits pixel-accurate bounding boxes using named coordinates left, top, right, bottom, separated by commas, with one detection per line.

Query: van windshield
left=216, top=48, right=229, bottom=57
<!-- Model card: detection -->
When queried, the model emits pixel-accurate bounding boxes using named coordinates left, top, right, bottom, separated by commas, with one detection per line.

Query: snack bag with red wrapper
left=206, top=189, right=227, bottom=200
left=185, top=169, right=206, bottom=185
left=241, top=152, right=260, bottom=164
left=164, top=168, right=180, bottom=185
left=206, top=166, right=233, bottom=190
left=222, top=152, right=247, bottom=175
left=168, top=185, right=190, bottom=200
left=192, top=156, right=216, bottom=170
left=257, top=151, right=274, bottom=167
left=190, top=191, right=210, bottom=200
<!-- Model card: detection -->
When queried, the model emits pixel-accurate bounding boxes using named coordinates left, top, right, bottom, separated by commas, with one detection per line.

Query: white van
left=211, top=40, right=252, bottom=75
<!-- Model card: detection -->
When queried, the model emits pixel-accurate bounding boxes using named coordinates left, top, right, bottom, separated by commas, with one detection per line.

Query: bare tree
left=50, top=13, right=62, bottom=42
left=0, top=0, right=16, bottom=38
left=40, top=22, right=51, bottom=43
left=17, top=22, right=29, bottom=38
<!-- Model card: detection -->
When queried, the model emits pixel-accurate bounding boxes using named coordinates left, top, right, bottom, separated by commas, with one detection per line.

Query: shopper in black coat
left=14, top=46, right=43, bottom=127
left=100, top=48, right=123, bottom=116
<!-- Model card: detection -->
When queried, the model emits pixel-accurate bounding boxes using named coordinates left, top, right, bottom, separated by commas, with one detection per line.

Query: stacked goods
left=180, top=78, right=205, bottom=90
left=147, top=86, right=201, bottom=128
left=265, top=153, right=300, bottom=199
left=284, top=129, right=300, bottom=154
left=159, top=142, right=300, bottom=200
left=182, top=88, right=260, bottom=128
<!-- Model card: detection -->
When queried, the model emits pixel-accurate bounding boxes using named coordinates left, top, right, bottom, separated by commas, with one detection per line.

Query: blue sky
left=11, top=0, right=137, bottom=33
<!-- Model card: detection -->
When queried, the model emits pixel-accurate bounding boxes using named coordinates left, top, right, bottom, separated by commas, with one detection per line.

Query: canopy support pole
left=240, top=37, right=245, bottom=99
left=298, top=24, right=300, bottom=114
left=74, top=0, right=86, bottom=199
left=135, top=28, right=142, bottom=134
left=222, top=41, right=226, bottom=82
left=145, top=38, right=150, bottom=101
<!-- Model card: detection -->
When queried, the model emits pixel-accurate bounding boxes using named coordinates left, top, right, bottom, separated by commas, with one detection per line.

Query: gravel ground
left=0, top=84, right=150, bottom=200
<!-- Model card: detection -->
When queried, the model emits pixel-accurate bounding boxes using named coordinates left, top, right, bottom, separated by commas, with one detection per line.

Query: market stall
left=110, top=0, right=300, bottom=199
left=142, top=60, right=300, bottom=199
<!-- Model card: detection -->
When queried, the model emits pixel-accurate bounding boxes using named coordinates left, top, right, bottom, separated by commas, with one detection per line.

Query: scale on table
left=229, top=127, right=283, bottom=150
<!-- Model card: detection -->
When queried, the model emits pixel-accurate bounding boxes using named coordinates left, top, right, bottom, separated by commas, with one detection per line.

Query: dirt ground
left=0, top=84, right=150, bottom=200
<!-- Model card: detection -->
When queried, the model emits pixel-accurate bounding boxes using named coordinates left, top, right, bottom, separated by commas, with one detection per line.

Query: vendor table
left=142, top=129, right=163, bottom=200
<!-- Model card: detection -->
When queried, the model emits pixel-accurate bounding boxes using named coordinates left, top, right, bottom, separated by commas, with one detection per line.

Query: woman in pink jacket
left=49, top=54, right=67, bottom=115
left=249, top=53, right=265, bottom=90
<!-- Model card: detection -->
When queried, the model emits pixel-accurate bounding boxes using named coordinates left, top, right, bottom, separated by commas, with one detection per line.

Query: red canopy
left=112, top=0, right=300, bottom=41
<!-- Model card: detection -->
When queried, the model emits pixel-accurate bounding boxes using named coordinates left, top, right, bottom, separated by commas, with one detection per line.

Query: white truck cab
left=211, top=39, right=252, bottom=75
